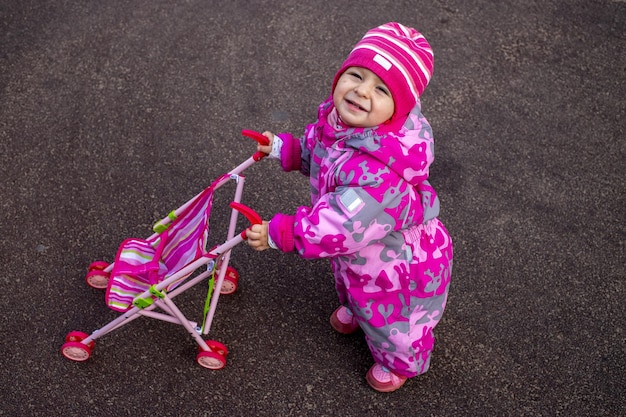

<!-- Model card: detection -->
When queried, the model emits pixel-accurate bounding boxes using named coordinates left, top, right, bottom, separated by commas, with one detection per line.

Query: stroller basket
left=61, top=130, right=268, bottom=369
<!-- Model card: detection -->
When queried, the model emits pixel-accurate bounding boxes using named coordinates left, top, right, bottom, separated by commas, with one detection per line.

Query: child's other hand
left=247, top=221, right=270, bottom=251
left=256, top=131, right=274, bottom=155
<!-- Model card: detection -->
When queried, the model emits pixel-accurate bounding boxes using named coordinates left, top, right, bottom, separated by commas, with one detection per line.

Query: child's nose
left=355, top=83, right=373, bottom=98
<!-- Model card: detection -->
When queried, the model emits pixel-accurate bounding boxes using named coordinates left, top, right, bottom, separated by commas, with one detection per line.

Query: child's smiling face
left=333, top=66, right=395, bottom=128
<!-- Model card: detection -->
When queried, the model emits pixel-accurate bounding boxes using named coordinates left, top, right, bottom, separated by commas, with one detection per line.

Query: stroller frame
left=61, top=130, right=268, bottom=369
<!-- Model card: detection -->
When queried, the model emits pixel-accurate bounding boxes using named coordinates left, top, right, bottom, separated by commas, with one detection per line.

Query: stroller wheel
left=86, top=269, right=110, bottom=290
left=197, top=351, right=226, bottom=370
left=61, top=341, right=92, bottom=362
left=220, top=266, right=239, bottom=294
left=88, top=261, right=110, bottom=271
left=203, top=340, right=229, bottom=357
left=65, top=331, right=95, bottom=349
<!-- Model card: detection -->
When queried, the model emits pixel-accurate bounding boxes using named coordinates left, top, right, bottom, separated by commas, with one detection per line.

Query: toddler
left=247, top=22, right=453, bottom=392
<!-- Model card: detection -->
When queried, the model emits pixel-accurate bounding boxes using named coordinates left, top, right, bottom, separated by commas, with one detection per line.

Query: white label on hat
left=373, top=53, right=392, bottom=70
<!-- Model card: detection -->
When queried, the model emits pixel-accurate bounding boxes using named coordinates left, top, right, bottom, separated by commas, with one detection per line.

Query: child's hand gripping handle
left=230, top=202, right=262, bottom=239
left=242, top=129, right=270, bottom=161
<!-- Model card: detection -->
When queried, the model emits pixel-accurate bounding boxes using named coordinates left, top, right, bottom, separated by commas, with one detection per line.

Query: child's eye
left=377, top=86, right=391, bottom=96
left=348, top=71, right=363, bottom=80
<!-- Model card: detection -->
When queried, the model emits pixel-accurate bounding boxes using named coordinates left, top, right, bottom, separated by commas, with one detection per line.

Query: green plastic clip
left=133, top=297, right=154, bottom=309
left=153, top=210, right=178, bottom=233
left=149, top=285, right=166, bottom=299
left=133, top=285, right=166, bottom=309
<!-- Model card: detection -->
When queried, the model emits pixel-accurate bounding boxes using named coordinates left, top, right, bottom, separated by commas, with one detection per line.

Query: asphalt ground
left=1, top=1, right=624, bottom=416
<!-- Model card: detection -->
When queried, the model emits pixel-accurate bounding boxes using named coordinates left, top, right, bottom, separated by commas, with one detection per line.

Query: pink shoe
left=329, top=306, right=359, bottom=334
left=366, top=364, right=408, bottom=392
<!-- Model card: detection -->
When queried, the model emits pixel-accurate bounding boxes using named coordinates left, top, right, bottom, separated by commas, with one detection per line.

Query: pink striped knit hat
left=332, top=22, right=434, bottom=123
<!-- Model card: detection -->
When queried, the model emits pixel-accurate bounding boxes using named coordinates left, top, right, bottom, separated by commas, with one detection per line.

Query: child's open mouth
left=346, top=99, right=367, bottom=112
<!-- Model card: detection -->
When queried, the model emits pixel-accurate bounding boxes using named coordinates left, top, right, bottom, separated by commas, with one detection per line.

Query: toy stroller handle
left=229, top=201, right=262, bottom=239
left=242, top=129, right=270, bottom=161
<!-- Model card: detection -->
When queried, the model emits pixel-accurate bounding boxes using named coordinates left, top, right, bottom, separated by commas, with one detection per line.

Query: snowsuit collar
left=317, top=96, right=434, bottom=187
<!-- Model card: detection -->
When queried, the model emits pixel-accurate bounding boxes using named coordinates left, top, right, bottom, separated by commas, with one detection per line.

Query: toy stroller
left=61, top=130, right=268, bottom=369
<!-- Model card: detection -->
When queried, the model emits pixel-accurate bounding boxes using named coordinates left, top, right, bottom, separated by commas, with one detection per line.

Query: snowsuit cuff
left=268, top=214, right=295, bottom=253
left=278, top=133, right=302, bottom=172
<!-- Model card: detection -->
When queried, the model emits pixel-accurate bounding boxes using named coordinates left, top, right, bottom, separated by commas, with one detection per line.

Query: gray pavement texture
left=1, top=1, right=624, bottom=416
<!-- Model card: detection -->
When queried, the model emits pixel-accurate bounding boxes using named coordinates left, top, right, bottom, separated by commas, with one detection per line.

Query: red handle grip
left=242, top=129, right=270, bottom=161
left=242, top=129, right=270, bottom=146
left=230, top=202, right=262, bottom=239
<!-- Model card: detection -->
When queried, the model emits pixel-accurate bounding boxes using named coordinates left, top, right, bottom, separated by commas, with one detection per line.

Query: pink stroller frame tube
left=201, top=174, right=246, bottom=336
left=145, top=156, right=256, bottom=244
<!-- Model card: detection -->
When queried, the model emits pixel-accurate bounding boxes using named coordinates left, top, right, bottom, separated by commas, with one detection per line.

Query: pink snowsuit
left=268, top=96, right=453, bottom=378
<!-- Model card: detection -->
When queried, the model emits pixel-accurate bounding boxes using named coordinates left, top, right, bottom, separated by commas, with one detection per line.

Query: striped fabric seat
left=105, top=184, right=216, bottom=312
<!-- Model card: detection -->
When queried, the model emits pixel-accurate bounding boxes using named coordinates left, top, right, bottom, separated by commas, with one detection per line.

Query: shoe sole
left=365, top=368, right=407, bottom=393
left=329, top=309, right=360, bottom=334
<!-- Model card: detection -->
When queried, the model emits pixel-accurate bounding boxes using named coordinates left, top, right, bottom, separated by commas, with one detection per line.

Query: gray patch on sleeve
left=339, top=188, right=363, bottom=213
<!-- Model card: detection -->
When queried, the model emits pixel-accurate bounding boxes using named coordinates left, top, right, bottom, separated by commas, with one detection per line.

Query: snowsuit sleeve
left=275, top=121, right=318, bottom=175
left=268, top=151, right=420, bottom=258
